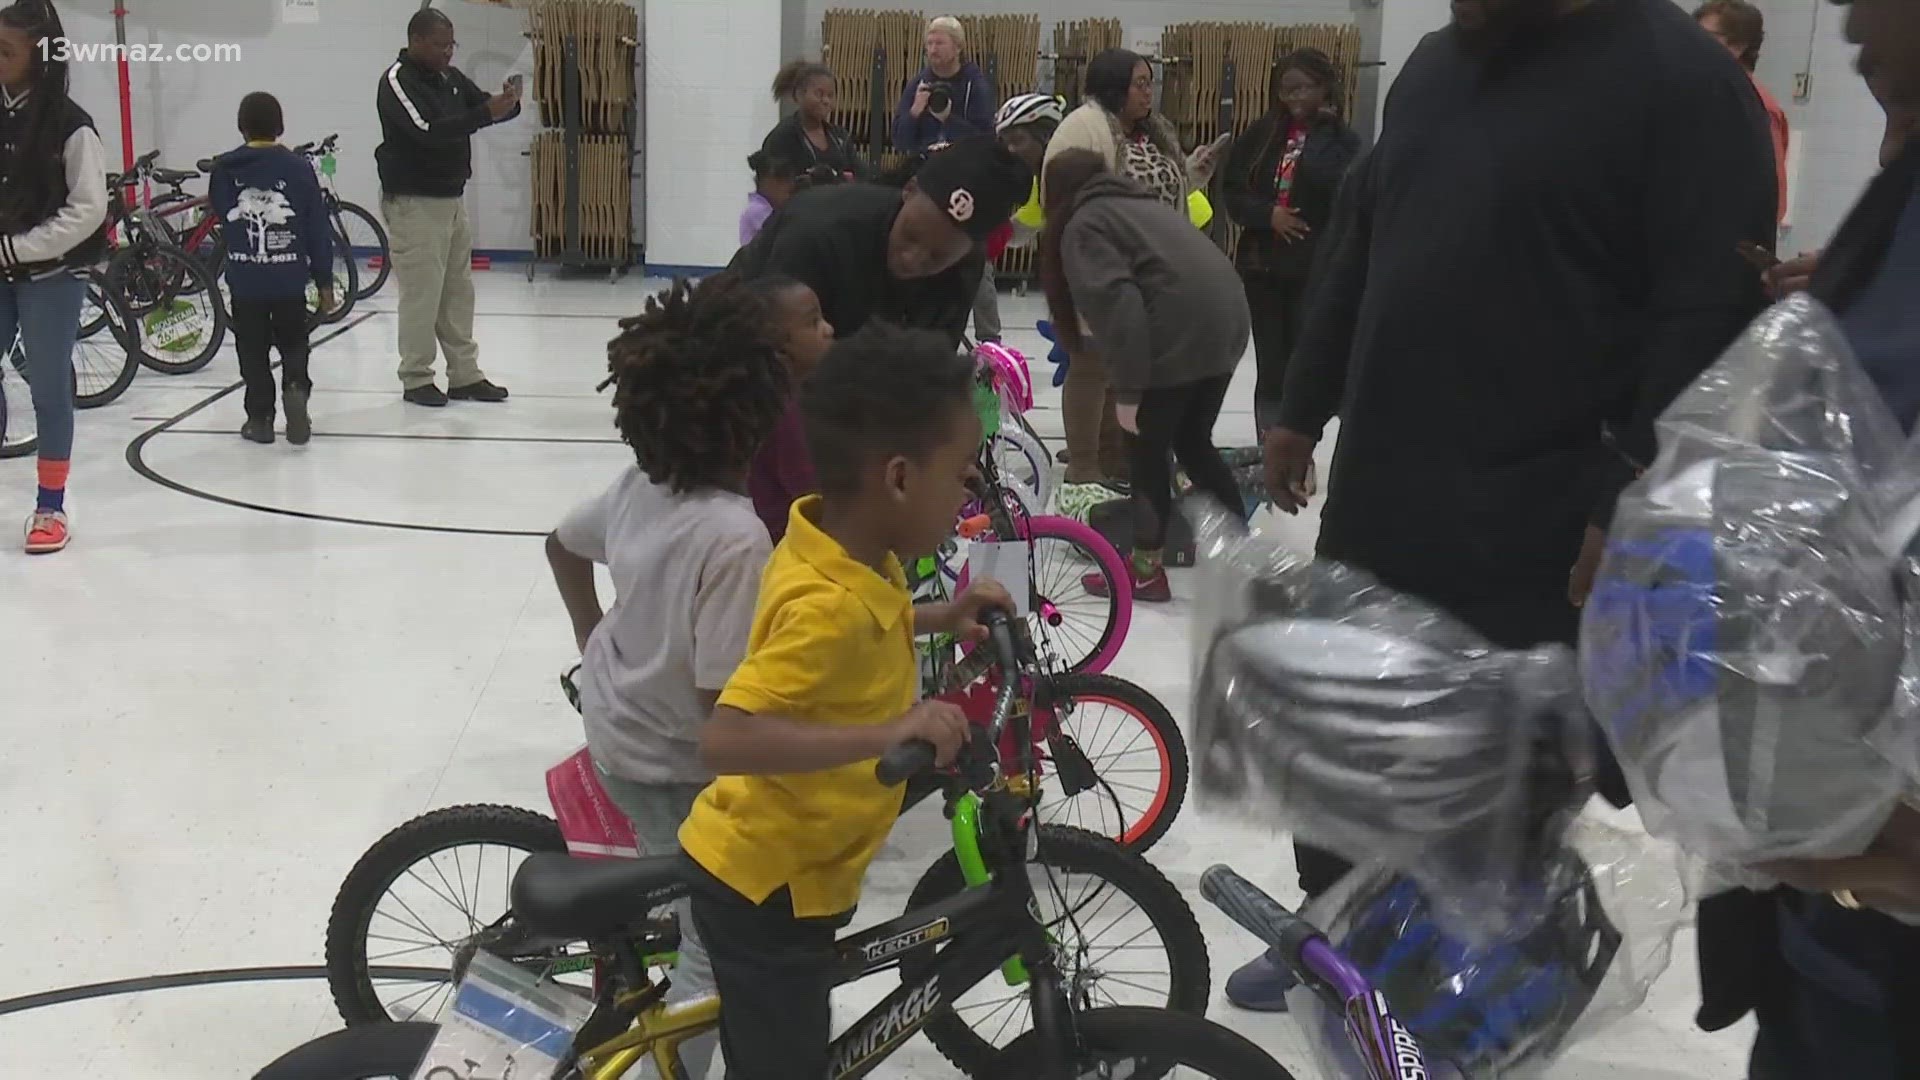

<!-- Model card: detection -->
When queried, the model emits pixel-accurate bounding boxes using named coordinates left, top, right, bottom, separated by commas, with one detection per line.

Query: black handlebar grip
left=135, top=149, right=160, bottom=168
left=875, top=739, right=937, bottom=786
left=291, top=142, right=314, bottom=155
left=1199, top=865, right=1321, bottom=960
left=980, top=608, right=1019, bottom=673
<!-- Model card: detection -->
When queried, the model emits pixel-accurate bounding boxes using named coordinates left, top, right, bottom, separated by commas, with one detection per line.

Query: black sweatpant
left=1128, top=375, right=1242, bottom=552
left=690, top=866, right=849, bottom=1080
left=231, top=295, right=311, bottom=421
left=1245, top=273, right=1307, bottom=438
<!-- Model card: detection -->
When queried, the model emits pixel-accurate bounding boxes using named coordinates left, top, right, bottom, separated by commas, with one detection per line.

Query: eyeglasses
left=1130, top=76, right=1154, bottom=90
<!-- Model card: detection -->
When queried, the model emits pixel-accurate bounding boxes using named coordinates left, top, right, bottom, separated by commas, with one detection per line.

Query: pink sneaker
left=24, top=509, right=69, bottom=554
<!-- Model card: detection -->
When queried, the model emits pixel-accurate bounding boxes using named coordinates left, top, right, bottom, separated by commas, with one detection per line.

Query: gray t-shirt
left=556, top=468, right=770, bottom=785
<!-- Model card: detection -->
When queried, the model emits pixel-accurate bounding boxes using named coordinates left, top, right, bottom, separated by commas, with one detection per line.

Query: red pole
left=113, top=4, right=133, bottom=172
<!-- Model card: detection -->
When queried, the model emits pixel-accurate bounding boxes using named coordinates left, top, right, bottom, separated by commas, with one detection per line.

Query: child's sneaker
left=284, top=387, right=312, bottom=445
left=1084, top=563, right=1172, bottom=603
left=24, top=509, right=69, bottom=554
left=1055, top=481, right=1126, bottom=523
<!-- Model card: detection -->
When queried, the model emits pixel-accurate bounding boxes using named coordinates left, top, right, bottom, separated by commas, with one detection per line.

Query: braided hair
left=600, top=274, right=791, bottom=494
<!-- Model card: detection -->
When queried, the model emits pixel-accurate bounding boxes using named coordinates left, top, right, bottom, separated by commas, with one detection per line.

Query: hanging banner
left=283, top=0, right=319, bottom=25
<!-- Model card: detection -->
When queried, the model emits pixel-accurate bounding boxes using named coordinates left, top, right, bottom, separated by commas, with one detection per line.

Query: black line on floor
left=0, top=964, right=448, bottom=1017
left=147, top=428, right=623, bottom=446
left=122, top=312, right=557, bottom=539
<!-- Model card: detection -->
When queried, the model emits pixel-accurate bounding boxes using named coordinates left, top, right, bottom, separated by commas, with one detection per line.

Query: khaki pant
left=1061, top=344, right=1131, bottom=484
left=383, top=194, right=485, bottom=390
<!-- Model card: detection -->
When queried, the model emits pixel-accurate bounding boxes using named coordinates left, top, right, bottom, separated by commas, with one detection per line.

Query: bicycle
left=265, top=613, right=1279, bottom=1080
left=98, top=150, right=228, bottom=375
left=0, top=269, right=142, bottom=457
left=290, top=134, right=392, bottom=302
left=325, top=621, right=1196, bottom=1068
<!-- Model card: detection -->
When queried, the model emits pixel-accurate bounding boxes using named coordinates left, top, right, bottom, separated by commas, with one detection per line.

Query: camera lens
left=928, top=85, right=951, bottom=113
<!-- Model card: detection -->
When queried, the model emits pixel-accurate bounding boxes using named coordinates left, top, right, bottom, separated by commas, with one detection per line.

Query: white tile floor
left=0, top=275, right=1752, bottom=1077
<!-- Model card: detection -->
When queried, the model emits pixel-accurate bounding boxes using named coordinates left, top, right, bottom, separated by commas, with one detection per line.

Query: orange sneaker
left=24, top=509, right=69, bottom=554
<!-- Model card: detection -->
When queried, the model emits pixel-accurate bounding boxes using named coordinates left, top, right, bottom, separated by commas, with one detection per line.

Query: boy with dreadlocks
left=544, top=273, right=792, bottom=1080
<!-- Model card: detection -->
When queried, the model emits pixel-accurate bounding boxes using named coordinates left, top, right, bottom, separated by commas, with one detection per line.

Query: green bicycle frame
left=950, top=790, right=1032, bottom=987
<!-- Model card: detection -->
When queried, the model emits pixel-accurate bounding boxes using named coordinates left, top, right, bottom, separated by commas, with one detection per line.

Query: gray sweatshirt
left=1061, top=173, right=1250, bottom=405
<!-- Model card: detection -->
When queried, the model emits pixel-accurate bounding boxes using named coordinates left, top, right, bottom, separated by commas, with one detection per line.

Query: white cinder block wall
left=644, top=0, right=782, bottom=270
left=61, top=0, right=536, bottom=253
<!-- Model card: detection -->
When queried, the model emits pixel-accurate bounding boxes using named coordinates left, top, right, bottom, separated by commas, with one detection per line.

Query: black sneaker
left=403, top=383, right=448, bottom=407
left=449, top=379, right=509, bottom=403
left=284, top=387, right=312, bottom=445
left=241, top=418, right=275, bottom=444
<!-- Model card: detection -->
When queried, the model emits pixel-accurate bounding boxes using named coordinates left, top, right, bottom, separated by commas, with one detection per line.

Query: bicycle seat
left=151, top=167, right=198, bottom=185
left=510, top=852, right=695, bottom=938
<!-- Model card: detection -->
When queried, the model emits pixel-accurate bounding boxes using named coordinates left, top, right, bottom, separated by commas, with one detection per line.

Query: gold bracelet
left=1833, top=889, right=1864, bottom=911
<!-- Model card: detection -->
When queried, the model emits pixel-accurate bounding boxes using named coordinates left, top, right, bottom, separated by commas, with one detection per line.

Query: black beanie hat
left=912, top=134, right=1033, bottom=241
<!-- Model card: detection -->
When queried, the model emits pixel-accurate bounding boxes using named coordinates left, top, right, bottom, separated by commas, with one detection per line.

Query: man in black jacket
left=376, top=8, right=520, bottom=406
left=1232, top=0, right=1777, bottom=1011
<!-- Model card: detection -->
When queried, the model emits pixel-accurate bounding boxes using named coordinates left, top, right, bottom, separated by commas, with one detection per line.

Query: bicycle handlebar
left=1199, top=866, right=1321, bottom=963
left=874, top=608, right=1019, bottom=787
left=292, top=133, right=340, bottom=157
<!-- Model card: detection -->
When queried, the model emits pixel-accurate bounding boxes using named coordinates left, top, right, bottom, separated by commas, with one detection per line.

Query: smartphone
left=1737, top=240, right=1780, bottom=273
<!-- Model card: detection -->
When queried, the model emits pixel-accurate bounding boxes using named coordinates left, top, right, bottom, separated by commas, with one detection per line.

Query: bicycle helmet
left=1191, top=544, right=1593, bottom=934
left=1295, top=854, right=1621, bottom=1080
left=1582, top=296, right=1917, bottom=867
left=995, top=93, right=1064, bottom=134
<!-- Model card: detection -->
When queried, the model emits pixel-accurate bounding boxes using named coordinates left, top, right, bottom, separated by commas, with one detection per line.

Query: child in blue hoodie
left=209, top=91, right=333, bottom=445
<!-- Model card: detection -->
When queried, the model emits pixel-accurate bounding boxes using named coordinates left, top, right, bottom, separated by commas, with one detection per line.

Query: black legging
left=1128, top=375, right=1243, bottom=552
left=1246, top=273, right=1308, bottom=438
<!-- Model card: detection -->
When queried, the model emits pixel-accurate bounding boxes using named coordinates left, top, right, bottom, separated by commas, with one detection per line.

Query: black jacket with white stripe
left=0, top=89, right=108, bottom=279
left=375, top=49, right=518, bottom=199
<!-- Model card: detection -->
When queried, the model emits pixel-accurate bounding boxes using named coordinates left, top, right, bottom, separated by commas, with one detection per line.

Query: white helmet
left=995, top=93, right=1064, bottom=134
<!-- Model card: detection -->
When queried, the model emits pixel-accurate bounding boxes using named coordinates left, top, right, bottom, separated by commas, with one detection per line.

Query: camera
left=927, top=84, right=952, bottom=114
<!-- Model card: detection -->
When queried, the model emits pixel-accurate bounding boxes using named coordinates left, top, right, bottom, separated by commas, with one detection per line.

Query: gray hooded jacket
left=1061, top=173, right=1250, bottom=404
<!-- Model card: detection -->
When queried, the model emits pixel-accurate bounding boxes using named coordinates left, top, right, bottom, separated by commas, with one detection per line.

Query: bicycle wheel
left=113, top=243, right=228, bottom=374
left=325, top=805, right=564, bottom=1025
left=0, top=338, right=36, bottom=459
left=994, top=1006, right=1297, bottom=1080
left=993, top=422, right=1054, bottom=511
left=251, top=1022, right=437, bottom=1080
left=1035, top=673, right=1187, bottom=852
left=957, top=515, right=1132, bottom=675
left=901, top=825, right=1211, bottom=1077
left=74, top=271, right=141, bottom=409
left=334, top=201, right=391, bottom=301
left=308, top=223, right=360, bottom=327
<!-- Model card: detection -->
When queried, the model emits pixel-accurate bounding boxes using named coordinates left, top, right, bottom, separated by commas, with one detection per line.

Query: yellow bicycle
left=257, top=616, right=1283, bottom=1079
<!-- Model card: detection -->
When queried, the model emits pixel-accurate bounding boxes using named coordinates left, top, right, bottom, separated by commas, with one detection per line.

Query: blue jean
left=0, top=272, right=84, bottom=461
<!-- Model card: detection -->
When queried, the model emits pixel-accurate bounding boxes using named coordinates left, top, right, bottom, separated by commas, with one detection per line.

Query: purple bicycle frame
left=1201, top=866, right=1432, bottom=1080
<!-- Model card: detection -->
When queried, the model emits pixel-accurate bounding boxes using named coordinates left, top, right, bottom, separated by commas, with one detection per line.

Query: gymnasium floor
left=0, top=274, right=1748, bottom=1077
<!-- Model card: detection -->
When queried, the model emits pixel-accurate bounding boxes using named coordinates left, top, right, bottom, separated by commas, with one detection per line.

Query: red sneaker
left=1085, top=564, right=1172, bottom=602
left=24, top=510, right=69, bottom=554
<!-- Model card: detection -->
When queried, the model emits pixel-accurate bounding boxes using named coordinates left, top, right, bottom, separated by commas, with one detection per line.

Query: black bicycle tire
left=993, top=1006, right=1297, bottom=1080
left=74, top=272, right=141, bottom=409
left=115, top=244, right=228, bottom=375
left=309, top=224, right=360, bottom=328
left=251, top=1021, right=437, bottom=1080
left=324, top=804, right=565, bottom=1025
left=335, top=201, right=391, bottom=301
left=1039, top=673, right=1189, bottom=854
left=900, top=825, right=1211, bottom=1077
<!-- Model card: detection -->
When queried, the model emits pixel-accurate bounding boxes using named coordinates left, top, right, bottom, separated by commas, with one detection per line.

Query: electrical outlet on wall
left=1794, top=72, right=1812, bottom=101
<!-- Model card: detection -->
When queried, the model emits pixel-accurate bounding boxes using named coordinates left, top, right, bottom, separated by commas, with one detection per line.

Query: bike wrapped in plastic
left=1581, top=295, right=1920, bottom=879
left=1189, top=505, right=1686, bottom=1076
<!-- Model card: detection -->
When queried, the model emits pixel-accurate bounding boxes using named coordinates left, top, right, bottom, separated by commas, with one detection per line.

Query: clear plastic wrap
left=1189, top=504, right=1598, bottom=941
left=1581, top=295, right=1920, bottom=874
left=1284, top=820, right=1690, bottom=1080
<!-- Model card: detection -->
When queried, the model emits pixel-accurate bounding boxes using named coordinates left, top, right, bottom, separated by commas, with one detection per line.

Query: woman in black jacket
left=0, top=0, right=105, bottom=555
left=1221, top=49, right=1361, bottom=438
left=760, top=60, right=864, bottom=181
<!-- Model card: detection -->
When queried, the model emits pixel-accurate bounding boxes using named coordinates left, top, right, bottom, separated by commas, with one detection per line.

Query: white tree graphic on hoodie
left=230, top=187, right=294, bottom=260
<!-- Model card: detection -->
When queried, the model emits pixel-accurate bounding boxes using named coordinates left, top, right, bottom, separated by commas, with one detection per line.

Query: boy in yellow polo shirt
left=680, top=323, right=1012, bottom=1079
